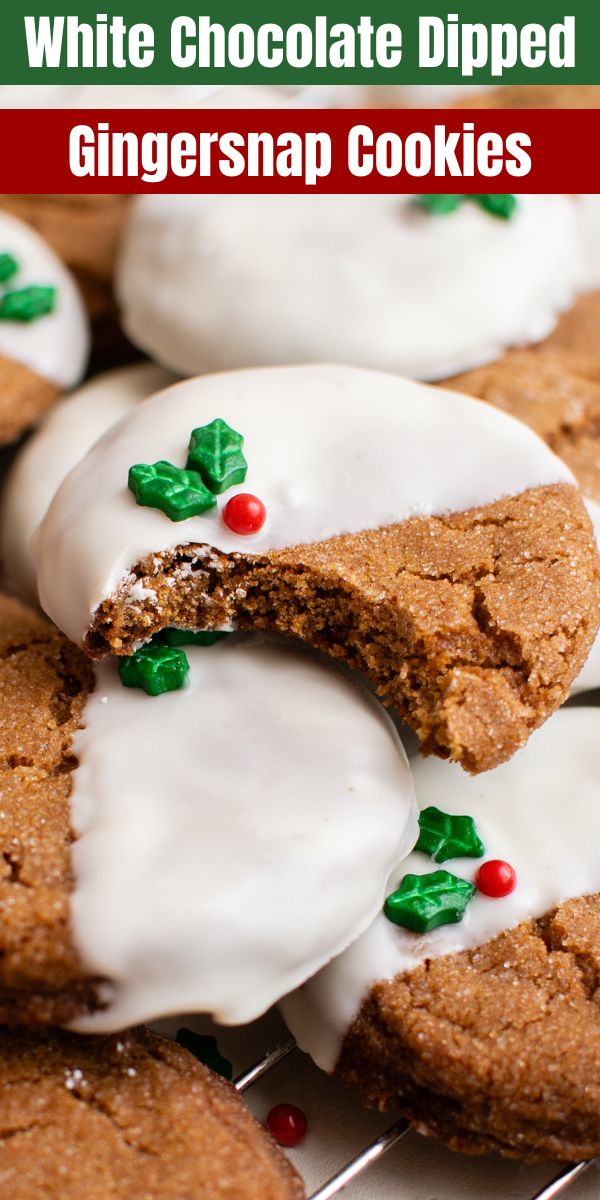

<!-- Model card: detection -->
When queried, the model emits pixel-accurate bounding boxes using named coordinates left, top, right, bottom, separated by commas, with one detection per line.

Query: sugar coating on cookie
left=0, top=210, right=89, bottom=388
left=35, top=365, right=575, bottom=646
left=34, top=364, right=599, bottom=775
left=575, top=498, right=600, bottom=692
left=117, top=194, right=581, bottom=379
left=0, top=1026, right=304, bottom=1200
left=443, top=349, right=600, bottom=692
left=281, top=705, right=600, bottom=1071
left=69, top=634, right=417, bottom=1031
left=1, top=362, right=175, bottom=605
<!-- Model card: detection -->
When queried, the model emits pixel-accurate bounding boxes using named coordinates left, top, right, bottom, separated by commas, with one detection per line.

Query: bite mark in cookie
left=35, top=366, right=600, bottom=773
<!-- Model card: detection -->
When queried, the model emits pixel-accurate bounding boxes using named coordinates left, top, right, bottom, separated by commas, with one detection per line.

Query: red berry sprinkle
left=266, top=1103, right=308, bottom=1148
left=223, top=493, right=266, bottom=536
left=476, top=859, right=517, bottom=898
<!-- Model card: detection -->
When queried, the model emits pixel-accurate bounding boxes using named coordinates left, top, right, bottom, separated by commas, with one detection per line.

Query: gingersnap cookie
left=35, top=365, right=599, bottom=774
left=0, top=591, right=416, bottom=1028
left=453, top=84, right=600, bottom=108
left=446, top=349, right=600, bottom=507
left=116, top=194, right=580, bottom=380
left=282, top=705, right=600, bottom=1163
left=537, top=290, right=600, bottom=358
left=0, top=1025, right=303, bottom=1199
left=0, top=211, right=89, bottom=444
left=443, top=348, right=600, bottom=691
left=1, top=362, right=175, bottom=605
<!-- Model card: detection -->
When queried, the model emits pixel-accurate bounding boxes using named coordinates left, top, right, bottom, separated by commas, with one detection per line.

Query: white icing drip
left=572, top=498, right=600, bottom=694
left=0, top=211, right=89, bottom=388
left=0, top=363, right=175, bottom=605
left=574, top=195, right=600, bottom=289
left=116, top=194, right=582, bottom=380
left=281, top=706, right=600, bottom=1070
left=68, top=635, right=418, bottom=1032
left=33, top=365, right=574, bottom=646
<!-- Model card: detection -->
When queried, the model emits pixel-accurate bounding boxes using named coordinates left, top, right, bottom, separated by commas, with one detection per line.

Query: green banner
left=0, top=2, right=596, bottom=86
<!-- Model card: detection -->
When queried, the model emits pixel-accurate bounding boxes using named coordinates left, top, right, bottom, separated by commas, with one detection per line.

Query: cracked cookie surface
left=337, top=893, right=600, bottom=1161
left=446, top=350, right=600, bottom=505
left=0, top=1025, right=304, bottom=1199
left=88, top=483, right=599, bottom=774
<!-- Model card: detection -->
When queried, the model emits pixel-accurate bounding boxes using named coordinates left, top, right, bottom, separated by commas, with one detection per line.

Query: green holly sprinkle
left=0, top=254, right=18, bottom=283
left=128, top=460, right=216, bottom=522
left=415, top=806, right=485, bottom=864
left=118, top=643, right=189, bottom=696
left=416, top=194, right=463, bottom=215
left=186, top=418, right=248, bottom=495
left=157, top=628, right=230, bottom=647
left=384, top=870, right=475, bottom=934
left=175, top=1028, right=233, bottom=1080
left=0, top=285, right=56, bottom=322
left=417, top=194, right=517, bottom=221
left=474, top=194, right=517, bottom=220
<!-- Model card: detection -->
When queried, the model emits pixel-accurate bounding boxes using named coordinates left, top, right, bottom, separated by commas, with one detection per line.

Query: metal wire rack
left=234, top=1037, right=595, bottom=1200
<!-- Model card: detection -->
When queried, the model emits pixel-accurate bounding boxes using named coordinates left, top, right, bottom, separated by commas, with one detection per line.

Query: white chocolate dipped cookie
left=1, top=362, right=175, bottom=605
left=34, top=364, right=598, bottom=774
left=282, top=705, right=600, bottom=1161
left=0, top=211, right=89, bottom=443
left=116, top=194, right=581, bottom=379
left=0, top=591, right=417, bottom=1030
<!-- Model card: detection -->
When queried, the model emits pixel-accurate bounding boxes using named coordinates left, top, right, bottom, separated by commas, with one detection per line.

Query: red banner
left=0, top=106, right=595, bottom=193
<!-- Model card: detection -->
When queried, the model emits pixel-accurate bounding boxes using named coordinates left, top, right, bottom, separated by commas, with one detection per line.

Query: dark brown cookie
left=338, top=894, right=600, bottom=1162
left=445, top=349, right=600, bottom=504
left=0, top=1025, right=304, bottom=1199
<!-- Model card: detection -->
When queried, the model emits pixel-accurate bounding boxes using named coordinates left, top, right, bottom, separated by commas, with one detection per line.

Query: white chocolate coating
left=34, top=365, right=574, bottom=646
left=69, top=635, right=418, bottom=1031
left=117, top=194, right=581, bottom=379
left=575, top=195, right=600, bottom=289
left=0, top=363, right=175, bottom=606
left=572, top=498, right=600, bottom=693
left=0, top=84, right=221, bottom=108
left=0, top=211, right=89, bottom=388
left=281, top=706, right=600, bottom=1070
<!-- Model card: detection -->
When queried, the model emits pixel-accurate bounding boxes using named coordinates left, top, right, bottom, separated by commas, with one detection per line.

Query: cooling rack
left=234, top=1037, right=595, bottom=1200
left=152, top=1008, right=600, bottom=1200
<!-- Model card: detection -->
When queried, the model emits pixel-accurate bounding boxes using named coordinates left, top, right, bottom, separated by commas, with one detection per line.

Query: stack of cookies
left=1, top=174, right=600, bottom=1198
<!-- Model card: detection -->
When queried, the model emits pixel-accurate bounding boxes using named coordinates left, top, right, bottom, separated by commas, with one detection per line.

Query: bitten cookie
left=0, top=592, right=416, bottom=1028
left=0, top=1025, right=303, bottom=1200
left=444, top=349, right=600, bottom=690
left=116, top=194, right=581, bottom=379
left=35, top=365, right=600, bottom=774
left=282, top=706, right=600, bottom=1163
left=0, top=212, right=89, bottom=444
left=1, top=362, right=175, bottom=604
